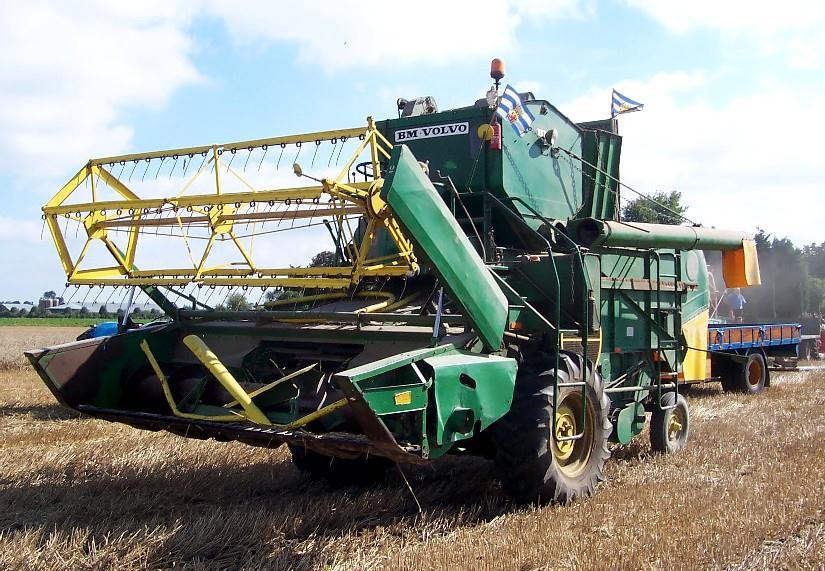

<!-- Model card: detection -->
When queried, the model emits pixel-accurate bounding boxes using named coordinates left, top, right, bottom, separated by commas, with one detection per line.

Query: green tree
left=621, top=191, right=687, bottom=225
left=98, top=304, right=109, bottom=317
left=225, top=292, right=250, bottom=311
left=802, top=241, right=825, bottom=279
left=310, top=250, right=337, bottom=268
left=804, top=276, right=825, bottom=315
left=43, top=290, right=57, bottom=299
left=744, top=229, right=805, bottom=321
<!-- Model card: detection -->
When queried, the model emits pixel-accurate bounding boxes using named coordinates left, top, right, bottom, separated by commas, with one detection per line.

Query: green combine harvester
left=27, top=61, right=761, bottom=503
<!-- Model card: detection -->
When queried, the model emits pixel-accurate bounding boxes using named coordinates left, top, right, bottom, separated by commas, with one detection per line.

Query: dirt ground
left=1, top=328, right=823, bottom=569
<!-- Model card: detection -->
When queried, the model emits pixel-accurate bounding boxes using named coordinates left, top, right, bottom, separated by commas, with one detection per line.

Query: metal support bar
left=182, top=334, right=271, bottom=425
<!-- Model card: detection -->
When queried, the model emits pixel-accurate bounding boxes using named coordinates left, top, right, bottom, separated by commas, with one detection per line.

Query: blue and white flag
left=611, top=89, right=644, bottom=118
left=496, top=85, right=535, bottom=136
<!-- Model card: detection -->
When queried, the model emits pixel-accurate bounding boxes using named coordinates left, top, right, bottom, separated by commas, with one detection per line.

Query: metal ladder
left=652, top=250, right=682, bottom=409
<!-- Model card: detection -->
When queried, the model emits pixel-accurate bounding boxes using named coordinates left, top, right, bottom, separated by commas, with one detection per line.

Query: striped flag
left=611, top=89, right=644, bottom=118
left=496, top=85, right=535, bottom=136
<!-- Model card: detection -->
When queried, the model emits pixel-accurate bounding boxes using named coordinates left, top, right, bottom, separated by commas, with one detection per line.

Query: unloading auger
left=27, top=60, right=762, bottom=503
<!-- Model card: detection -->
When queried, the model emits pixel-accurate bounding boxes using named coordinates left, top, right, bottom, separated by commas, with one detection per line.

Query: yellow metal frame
left=44, top=119, right=417, bottom=288
left=140, top=336, right=349, bottom=428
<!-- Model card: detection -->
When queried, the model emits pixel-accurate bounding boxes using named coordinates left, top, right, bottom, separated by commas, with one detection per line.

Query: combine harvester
left=28, top=61, right=782, bottom=502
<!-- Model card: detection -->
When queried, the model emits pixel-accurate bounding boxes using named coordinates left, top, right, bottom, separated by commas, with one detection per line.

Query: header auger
left=28, top=60, right=762, bottom=503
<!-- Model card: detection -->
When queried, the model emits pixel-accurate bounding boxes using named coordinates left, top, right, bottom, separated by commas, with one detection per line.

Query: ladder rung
left=557, top=381, right=586, bottom=388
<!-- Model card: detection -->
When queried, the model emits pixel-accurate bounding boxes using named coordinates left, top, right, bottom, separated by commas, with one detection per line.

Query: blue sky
left=2, top=0, right=824, bottom=301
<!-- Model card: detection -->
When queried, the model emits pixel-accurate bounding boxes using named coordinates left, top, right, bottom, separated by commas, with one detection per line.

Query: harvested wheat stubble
left=0, top=330, right=823, bottom=570
left=0, top=326, right=85, bottom=372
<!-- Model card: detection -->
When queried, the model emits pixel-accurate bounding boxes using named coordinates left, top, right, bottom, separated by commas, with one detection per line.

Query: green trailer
left=26, top=61, right=761, bottom=503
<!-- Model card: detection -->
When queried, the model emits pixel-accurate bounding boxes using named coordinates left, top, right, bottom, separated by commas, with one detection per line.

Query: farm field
left=0, top=327, right=823, bottom=569
left=0, top=317, right=144, bottom=327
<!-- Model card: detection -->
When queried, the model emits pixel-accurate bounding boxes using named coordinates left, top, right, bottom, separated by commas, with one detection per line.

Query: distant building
left=45, top=301, right=161, bottom=315
left=38, top=297, right=64, bottom=310
left=0, top=303, right=32, bottom=313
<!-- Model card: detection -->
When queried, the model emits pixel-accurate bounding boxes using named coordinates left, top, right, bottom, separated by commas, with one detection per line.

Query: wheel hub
left=747, top=359, right=762, bottom=386
left=554, top=408, right=576, bottom=461
left=667, top=411, right=683, bottom=442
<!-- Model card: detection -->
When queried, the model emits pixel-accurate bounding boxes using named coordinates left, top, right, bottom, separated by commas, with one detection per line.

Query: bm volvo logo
left=394, top=122, right=469, bottom=143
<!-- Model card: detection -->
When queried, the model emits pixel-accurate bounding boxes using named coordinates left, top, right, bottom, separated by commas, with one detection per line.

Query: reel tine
left=258, top=145, right=269, bottom=171
left=327, top=138, right=338, bottom=168
left=243, top=146, right=253, bottom=172
left=226, top=148, right=236, bottom=172
left=335, top=136, right=347, bottom=166
left=311, top=139, right=321, bottom=168
left=128, top=160, right=139, bottom=181
left=154, top=156, right=166, bottom=180
left=169, top=156, right=179, bottom=179
left=141, top=158, right=152, bottom=181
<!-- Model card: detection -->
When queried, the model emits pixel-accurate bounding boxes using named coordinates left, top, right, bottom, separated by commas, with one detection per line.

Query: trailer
left=706, top=322, right=802, bottom=391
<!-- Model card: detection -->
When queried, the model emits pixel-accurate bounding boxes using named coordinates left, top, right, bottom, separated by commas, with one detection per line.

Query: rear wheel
left=650, top=391, right=689, bottom=454
left=492, top=353, right=611, bottom=504
left=801, top=340, right=813, bottom=361
left=718, top=352, right=767, bottom=394
left=288, top=445, right=392, bottom=485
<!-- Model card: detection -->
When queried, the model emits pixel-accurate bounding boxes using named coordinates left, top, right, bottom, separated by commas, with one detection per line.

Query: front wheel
left=492, top=353, right=611, bottom=504
left=650, top=391, right=689, bottom=454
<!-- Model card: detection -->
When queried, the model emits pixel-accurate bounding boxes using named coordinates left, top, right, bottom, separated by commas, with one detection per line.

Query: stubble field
left=0, top=326, right=823, bottom=570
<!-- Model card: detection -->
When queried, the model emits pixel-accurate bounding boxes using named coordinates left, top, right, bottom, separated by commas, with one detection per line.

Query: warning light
left=490, top=58, right=505, bottom=87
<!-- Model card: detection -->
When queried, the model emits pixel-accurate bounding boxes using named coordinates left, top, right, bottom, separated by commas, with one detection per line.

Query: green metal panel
left=379, top=107, right=491, bottom=190
left=615, top=401, right=646, bottom=444
left=580, top=129, right=622, bottom=221
left=597, top=249, right=710, bottom=408
left=335, top=344, right=516, bottom=459
left=423, top=352, right=516, bottom=450
left=379, top=99, right=587, bottom=231
left=500, top=100, right=585, bottom=228
left=382, top=144, right=508, bottom=351
left=336, top=345, right=454, bottom=385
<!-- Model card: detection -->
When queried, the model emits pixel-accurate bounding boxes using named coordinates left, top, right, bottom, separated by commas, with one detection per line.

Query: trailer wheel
left=732, top=352, right=767, bottom=394
left=288, top=445, right=392, bottom=484
left=801, top=340, right=813, bottom=361
left=492, top=353, right=611, bottom=504
left=650, top=392, right=689, bottom=454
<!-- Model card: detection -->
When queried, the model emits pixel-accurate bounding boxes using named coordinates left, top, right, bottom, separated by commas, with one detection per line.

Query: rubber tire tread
left=492, top=352, right=611, bottom=504
left=650, top=391, right=690, bottom=454
left=733, top=352, right=767, bottom=394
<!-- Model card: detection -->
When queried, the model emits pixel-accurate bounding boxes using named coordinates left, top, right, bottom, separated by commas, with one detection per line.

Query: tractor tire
left=801, top=340, right=813, bottom=361
left=288, top=445, right=392, bottom=485
left=650, top=391, right=690, bottom=454
left=492, top=353, right=611, bottom=504
left=726, top=352, right=768, bottom=394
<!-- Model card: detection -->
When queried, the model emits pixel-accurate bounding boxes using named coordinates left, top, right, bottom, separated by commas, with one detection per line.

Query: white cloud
left=626, top=0, right=825, bottom=69
left=204, top=0, right=584, bottom=71
left=513, top=81, right=545, bottom=96
left=0, top=1, right=202, bottom=179
left=0, top=216, right=43, bottom=243
left=562, top=71, right=825, bottom=245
